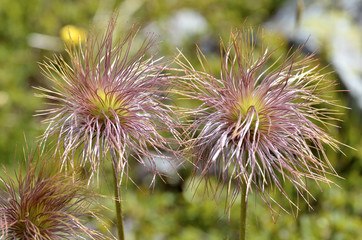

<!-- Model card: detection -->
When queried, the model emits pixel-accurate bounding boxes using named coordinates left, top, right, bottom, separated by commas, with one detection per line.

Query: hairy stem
left=112, top=166, right=125, bottom=240
left=240, top=181, right=247, bottom=240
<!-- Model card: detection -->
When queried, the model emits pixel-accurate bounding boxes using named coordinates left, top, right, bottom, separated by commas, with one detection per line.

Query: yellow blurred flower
left=60, top=25, right=86, bottom=45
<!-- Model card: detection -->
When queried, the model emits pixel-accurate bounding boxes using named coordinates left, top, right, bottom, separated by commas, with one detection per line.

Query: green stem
left=240, top=181, right=247, bottom=240
left=112, top=167, right=125, bottom=240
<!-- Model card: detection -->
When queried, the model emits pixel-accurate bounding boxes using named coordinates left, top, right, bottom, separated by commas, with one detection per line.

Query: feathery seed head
left=178, top=28, right=343, bottom=212
left=0, top=151, right=105, bottom=239
left=37, top=13, right=180, bottom=184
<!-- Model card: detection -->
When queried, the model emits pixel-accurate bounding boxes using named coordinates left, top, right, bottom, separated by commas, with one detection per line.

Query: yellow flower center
left=29, top=204, right=51, bottom=228
left=238, top=96, right=262, bottom=116
left=90, top=89, right=129, bottom=120
left=232, top=95, right=263, bottom=120
left=230, top=94, right=269, bottom=135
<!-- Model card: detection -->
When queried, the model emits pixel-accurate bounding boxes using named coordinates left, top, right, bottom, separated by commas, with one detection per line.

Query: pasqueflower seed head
left=37, top=14, right=180, bottom=184
left=177, top=28, right=343, bottom=212
left=0, top=150, right=105, bottom=239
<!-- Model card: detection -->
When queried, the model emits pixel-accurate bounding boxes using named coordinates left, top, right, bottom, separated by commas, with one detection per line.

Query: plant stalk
left=112, top=167, right=125, bottom=240
left=240, top=181, right=247, bottom=240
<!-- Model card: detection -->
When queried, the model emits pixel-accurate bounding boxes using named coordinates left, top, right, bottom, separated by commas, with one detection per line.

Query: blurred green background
left=0, top=0, right=361, bottom=239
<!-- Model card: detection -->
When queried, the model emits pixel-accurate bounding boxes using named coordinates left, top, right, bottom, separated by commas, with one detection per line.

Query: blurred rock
left=265, top=0, right=362, bottom=110
left=144, top=9, right=208, bottom=47
left=27, top=33, right=62, bottom=51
